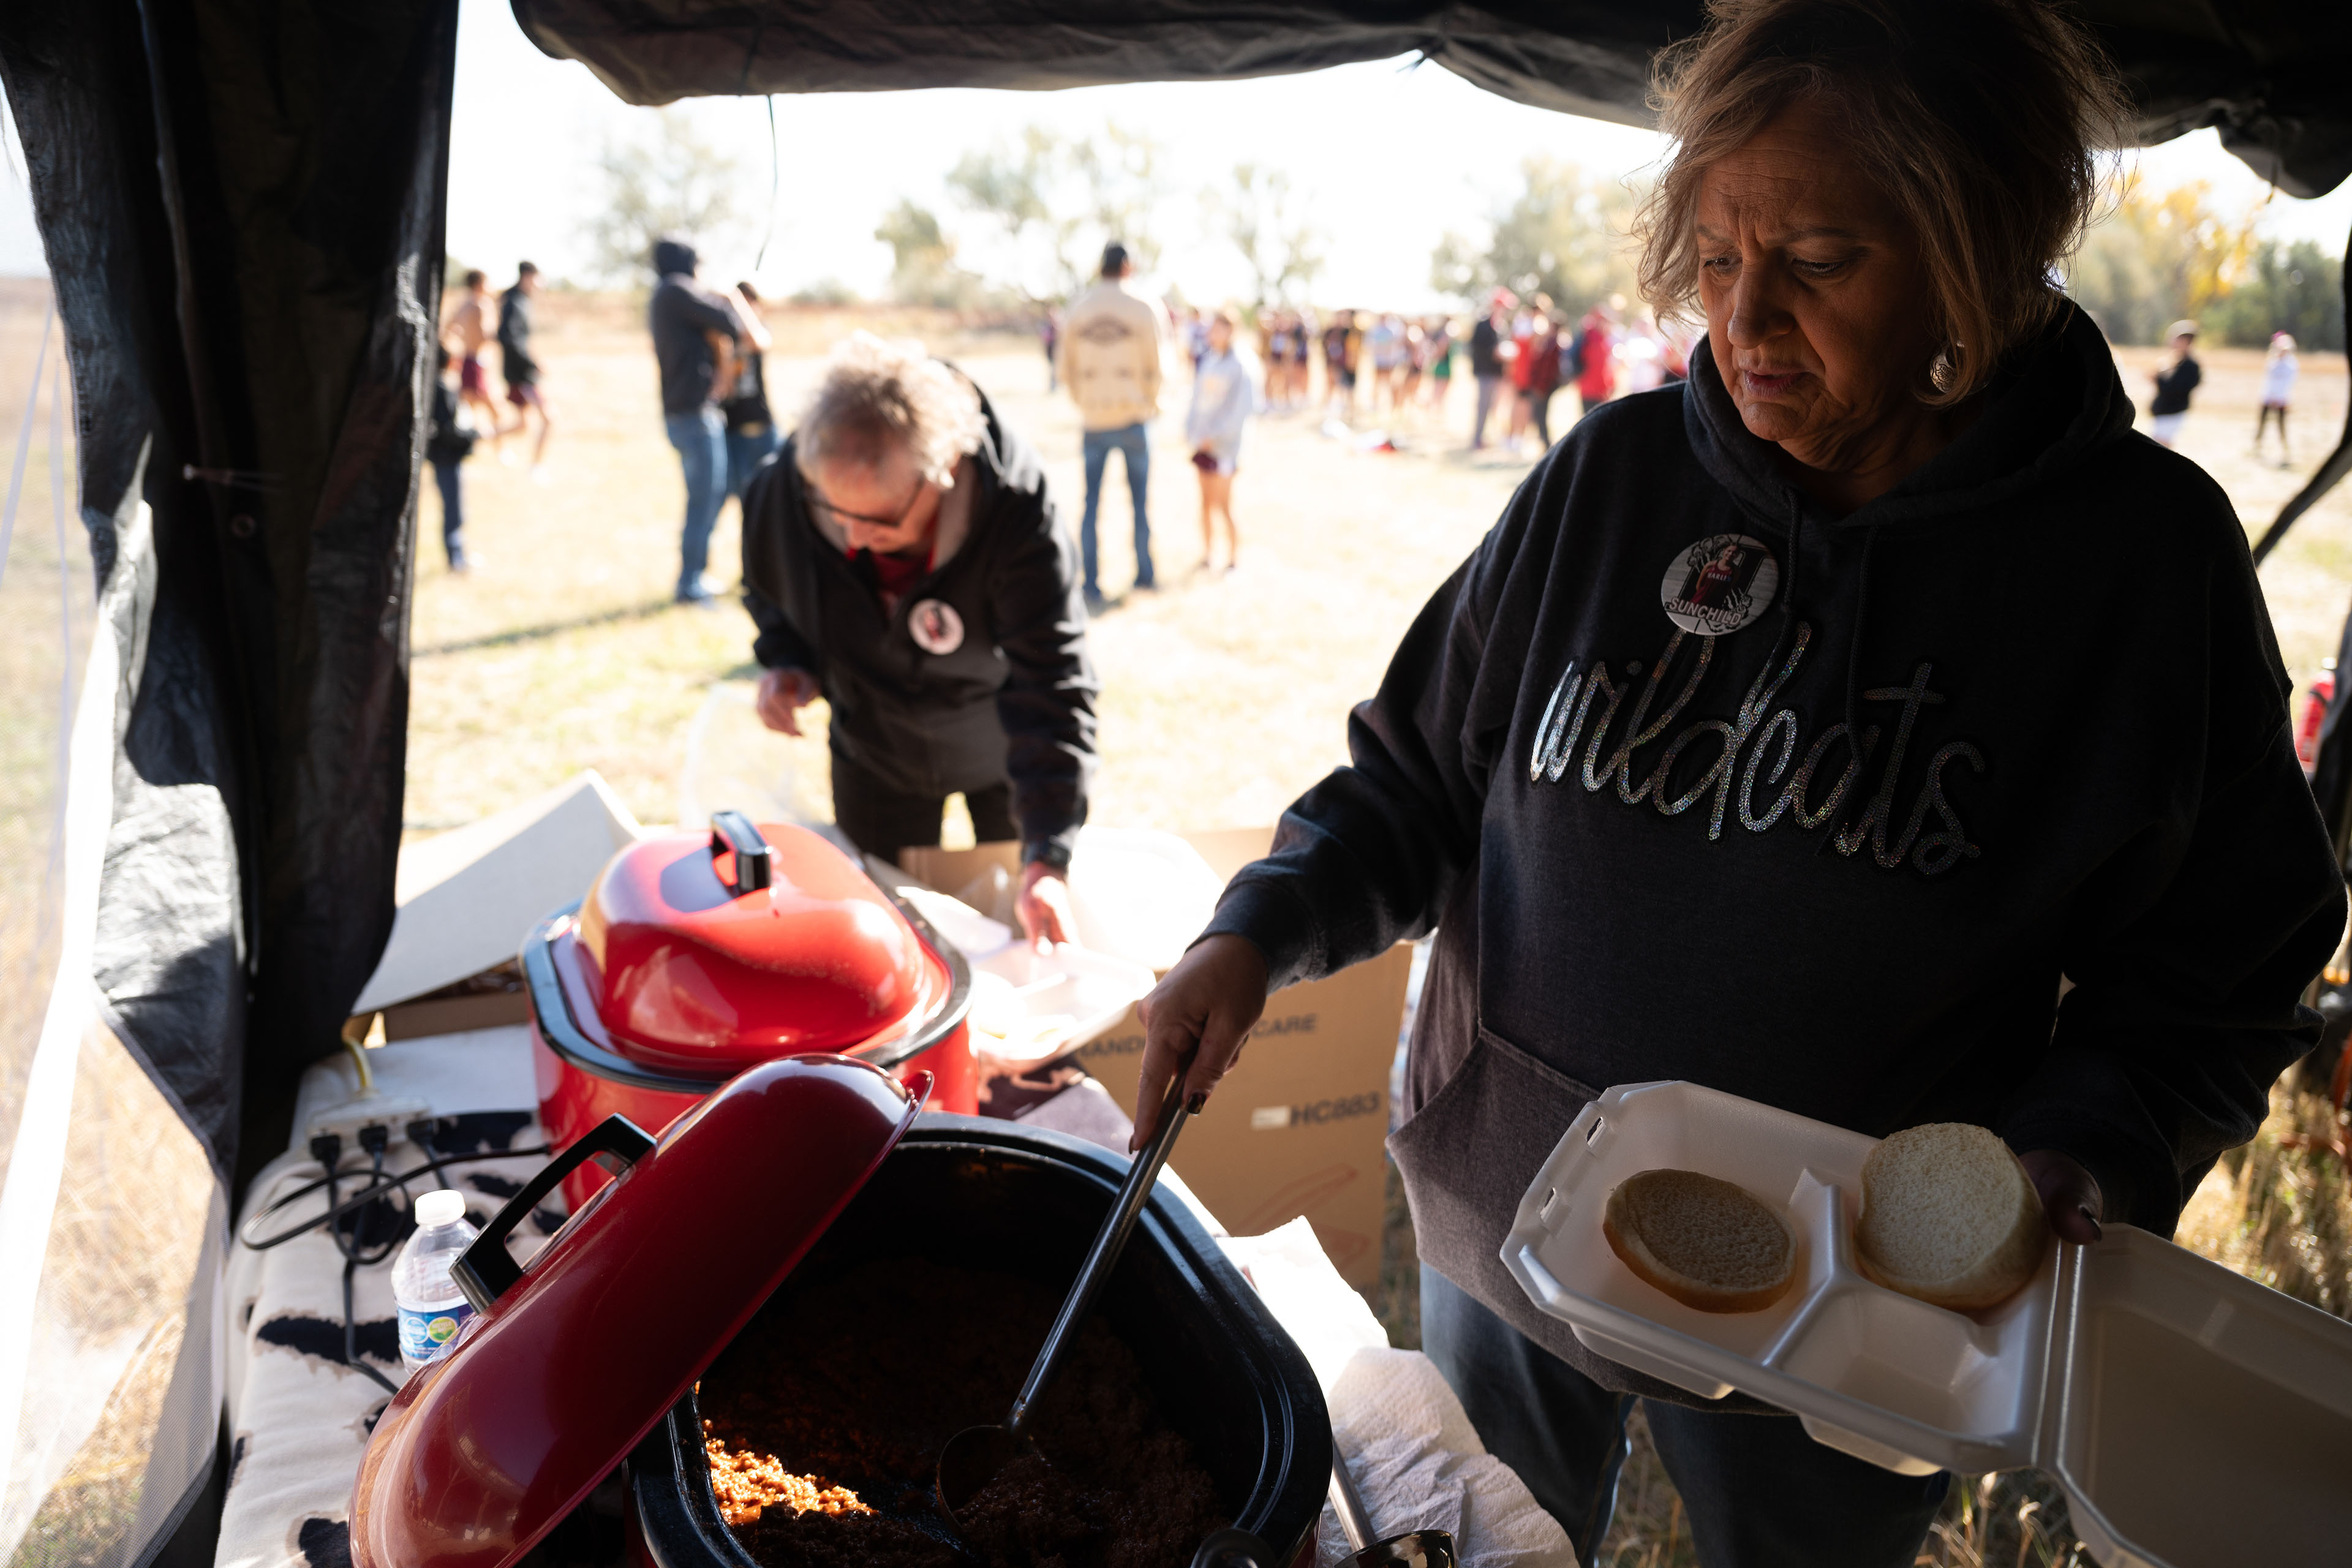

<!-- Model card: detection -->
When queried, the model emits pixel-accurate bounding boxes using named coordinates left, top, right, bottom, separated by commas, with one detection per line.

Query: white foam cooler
left=1501, top=1080, right=2352, bottom=1568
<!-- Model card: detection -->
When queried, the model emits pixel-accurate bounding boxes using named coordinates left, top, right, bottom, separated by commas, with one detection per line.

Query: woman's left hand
left=1016, top=861, right=1075, bottom=947
left=2019, top=1148, right=2104, bottom=1243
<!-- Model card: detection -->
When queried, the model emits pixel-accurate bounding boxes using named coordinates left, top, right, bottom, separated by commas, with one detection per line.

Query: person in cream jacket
left=1058, top=243, right=1166, bottom=607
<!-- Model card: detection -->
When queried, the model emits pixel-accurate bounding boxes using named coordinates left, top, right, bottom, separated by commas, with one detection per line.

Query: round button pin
left=1659, top=533, right=1779, bottom=636
left=908, top=598, right=965, bottom=655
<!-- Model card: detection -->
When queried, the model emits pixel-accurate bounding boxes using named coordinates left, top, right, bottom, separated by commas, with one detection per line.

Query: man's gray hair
left=796, top=331, right=986, bottom=488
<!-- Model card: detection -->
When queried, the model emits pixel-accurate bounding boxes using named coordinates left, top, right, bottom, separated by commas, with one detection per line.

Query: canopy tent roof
left=513, top=0, right=2352, bottom=198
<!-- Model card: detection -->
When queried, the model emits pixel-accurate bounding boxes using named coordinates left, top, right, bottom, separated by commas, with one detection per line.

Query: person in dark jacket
left=2148, top=318, right=2201, bottom=448
left=1468, top=291, right=1512, bottom=450
left=723, top=280, right=780, bottom=503
left=1131, top=5, right=2343, bottom=1567
left=742, top=331, right=1097, bottom=944
left=650, top=235, right=745, bottom=604
left=426, top=347, right=478, bottom=573
left=497, top=261, right=552, bottom=469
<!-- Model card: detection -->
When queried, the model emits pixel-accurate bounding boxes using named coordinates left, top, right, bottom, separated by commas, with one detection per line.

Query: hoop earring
left=1928, top=347, right=1959, bottom=394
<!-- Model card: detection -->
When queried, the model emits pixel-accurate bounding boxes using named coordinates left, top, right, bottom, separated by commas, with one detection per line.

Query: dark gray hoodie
left=1202, top=304, right=2343, bottom=1404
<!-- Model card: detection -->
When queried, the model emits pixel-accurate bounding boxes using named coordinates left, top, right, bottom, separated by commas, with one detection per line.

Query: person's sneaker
left=676, top=580, right=718, bottom=606
left=1082, top=587, right=1109, bottom=616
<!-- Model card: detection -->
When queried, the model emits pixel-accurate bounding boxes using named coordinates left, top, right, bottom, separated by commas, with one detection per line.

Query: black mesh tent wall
left=0, top=1, right=2346, bottom=1558
left=0, top=3, right=453, bottom=1558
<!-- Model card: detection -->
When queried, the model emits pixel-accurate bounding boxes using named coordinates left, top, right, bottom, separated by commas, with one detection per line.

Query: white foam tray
left=1502, top=1081, right=2352, bottom=1568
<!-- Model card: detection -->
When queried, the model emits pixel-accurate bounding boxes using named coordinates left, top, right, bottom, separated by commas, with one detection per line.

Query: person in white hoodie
left=1058, top=242, right=1165, bottom=608
left=2255, top=331, right=2298, bottom=467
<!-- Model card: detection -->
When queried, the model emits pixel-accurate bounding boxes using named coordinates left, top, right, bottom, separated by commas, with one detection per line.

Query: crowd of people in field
left=1139, top=289, right=1697, bottom=453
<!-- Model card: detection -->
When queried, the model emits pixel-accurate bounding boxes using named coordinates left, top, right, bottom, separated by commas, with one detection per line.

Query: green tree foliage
left=2206, top=240, right=2345, bottom=351
left=1431, top=159, right=1643, bottom=314
left=2068, top=179, right=2344, bottom=349
left=873, top=200, right=982, bottom=308
left=946, top=124, right=1168, bottom=301
left=1213, top=163, right=1324, bottom=306
left=2065, top=180, right=2258, bottom=345
left=582, top=107, right=744, bottom=285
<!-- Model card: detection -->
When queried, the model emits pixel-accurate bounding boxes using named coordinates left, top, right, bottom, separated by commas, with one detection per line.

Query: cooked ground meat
left=697, top=1257, right=1227, bottom=1568
left=703, top=1431, right=873, bottom=1526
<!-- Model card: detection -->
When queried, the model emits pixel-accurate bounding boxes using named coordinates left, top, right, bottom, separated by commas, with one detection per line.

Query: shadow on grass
left=412, top=595, right=684, bottom=658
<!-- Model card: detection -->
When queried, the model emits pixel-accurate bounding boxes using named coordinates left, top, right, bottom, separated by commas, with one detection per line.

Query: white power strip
left=304, top=1095, right=434, bottom=1150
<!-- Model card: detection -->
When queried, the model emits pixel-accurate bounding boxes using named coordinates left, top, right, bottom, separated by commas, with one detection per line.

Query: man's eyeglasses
left=804, top=476, right=933, bottom=532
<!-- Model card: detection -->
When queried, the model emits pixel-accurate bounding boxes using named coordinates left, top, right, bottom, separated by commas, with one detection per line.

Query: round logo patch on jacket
left=908, top=599, right=965, bottom=655
left=1660, top=533, right=1778, bottom=636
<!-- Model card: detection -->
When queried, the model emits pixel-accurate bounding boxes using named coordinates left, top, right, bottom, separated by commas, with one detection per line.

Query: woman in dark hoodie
left=1132, top=2, right=2344, bottom=1565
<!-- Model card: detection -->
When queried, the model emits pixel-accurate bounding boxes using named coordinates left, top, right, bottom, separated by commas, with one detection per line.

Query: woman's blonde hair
left=1633, top=0, right=2130, bottom=404
left=797, top=331, right=986, bottom=486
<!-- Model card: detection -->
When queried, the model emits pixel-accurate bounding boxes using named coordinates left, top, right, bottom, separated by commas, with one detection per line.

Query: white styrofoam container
left=1501, top=1081, right=2352, bottom=1568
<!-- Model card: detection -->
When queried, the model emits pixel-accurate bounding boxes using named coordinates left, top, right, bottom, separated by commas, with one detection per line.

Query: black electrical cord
left=254, top=1122, right=554, bottom=1396
left=239, top=1138, right=552, bottom=1251
left=312, top=1132, right=405, bottom=1395
left=344, top=1259, right=401, bottom=1396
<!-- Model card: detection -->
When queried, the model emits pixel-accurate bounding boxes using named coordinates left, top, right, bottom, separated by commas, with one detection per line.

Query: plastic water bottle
left=393, top=1189, right=479, bottom=1376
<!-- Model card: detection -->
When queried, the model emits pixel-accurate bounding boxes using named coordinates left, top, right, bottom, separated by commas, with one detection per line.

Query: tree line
left=1432, top=161, right=2343, bottom=351
left=576, top=110, right=2342, bottom=350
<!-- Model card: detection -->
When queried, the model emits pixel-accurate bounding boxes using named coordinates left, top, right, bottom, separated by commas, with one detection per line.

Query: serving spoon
left=935, top=1062, right=1196, bottom=1531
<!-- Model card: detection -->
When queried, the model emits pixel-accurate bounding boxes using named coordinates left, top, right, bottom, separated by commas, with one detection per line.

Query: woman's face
left=1695, top=102, right=1939, bottom=477
left=1210, top=318, right=1234, bottom=353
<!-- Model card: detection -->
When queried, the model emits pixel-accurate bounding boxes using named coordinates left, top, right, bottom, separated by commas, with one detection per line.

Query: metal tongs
left=1178, top=1450, right=1459, bottom=1568
left=1330, top=1446, right=1458, bottom=1568
left=935, top=1061, right=1197, bottom=1530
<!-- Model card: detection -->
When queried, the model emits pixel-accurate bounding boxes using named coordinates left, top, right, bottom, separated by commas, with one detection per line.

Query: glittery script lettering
left=1531, top=623, right=1983, bottom=875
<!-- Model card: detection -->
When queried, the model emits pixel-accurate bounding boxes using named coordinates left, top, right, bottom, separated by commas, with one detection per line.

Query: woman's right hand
left=1129, top=933, right=1269, bottom=1150
left=755, top=667, right=820, bottom=736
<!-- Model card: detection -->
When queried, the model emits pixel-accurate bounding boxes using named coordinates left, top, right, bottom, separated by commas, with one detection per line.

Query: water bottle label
left=398, top=1300, right=475, bottom=1365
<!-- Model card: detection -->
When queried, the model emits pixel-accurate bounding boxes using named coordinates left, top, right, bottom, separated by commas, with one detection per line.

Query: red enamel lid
left=348, top=1054, right=927, bottom=1568
left=571, top=815, right=943, bottom=1073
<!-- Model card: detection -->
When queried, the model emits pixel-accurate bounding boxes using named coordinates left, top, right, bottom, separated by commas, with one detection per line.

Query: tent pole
left=2249, top=214, right=2352, bottom=567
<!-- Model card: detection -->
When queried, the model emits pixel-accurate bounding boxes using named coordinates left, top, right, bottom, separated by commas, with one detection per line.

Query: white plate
left=1502, top=1081, right=2352, bottom=1568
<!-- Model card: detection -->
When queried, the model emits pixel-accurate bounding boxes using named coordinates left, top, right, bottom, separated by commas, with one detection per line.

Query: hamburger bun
left=1602, top=1169, right=1798, bottom=1314
left=1854, top=1123, right=2048, bottom=1312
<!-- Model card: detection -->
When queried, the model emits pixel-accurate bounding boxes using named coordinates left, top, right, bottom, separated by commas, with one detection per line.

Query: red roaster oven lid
left=349, top=1054, right=928, bottom=1568
left=568, top=817, right=941, bottom=1074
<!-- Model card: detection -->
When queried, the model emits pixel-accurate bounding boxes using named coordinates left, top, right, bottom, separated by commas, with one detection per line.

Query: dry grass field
left=405, top=300, right=2352, bottom=837
left=0, top=276, right=90, bottom=1208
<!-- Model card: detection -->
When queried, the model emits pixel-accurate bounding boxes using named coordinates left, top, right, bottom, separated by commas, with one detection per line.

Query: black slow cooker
left=629, top=1118, right=1334, bottom=1567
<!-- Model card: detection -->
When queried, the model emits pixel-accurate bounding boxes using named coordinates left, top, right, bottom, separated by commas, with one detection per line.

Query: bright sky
left=2, top=1, right=2350, bottom=305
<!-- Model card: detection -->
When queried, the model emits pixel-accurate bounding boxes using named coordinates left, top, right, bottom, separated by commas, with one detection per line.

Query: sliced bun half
left=1602, top=1169, right=1798, bottom=1314
left=1854, top=1123, right=2048, bottom=1312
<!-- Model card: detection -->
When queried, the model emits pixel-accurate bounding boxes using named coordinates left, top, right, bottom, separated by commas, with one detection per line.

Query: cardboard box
left=379, top=984, right=532, bottom=1041
left=355, top=770, right=641, bottom=1014
left=901, top=831, right=1411, bottom=1289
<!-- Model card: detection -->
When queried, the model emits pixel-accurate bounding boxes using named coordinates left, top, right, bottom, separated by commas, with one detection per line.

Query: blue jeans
left=1419, top=1266, right=1949, bottom=1568
left=429, top=458, right=465, bottom=568
left=1079, top=422, right=1153, bottom=595
left=726, top=423, right=781, bottom=502
left=1471, top=373, right=1504, bottom=447
left=666, top=407, right=728, bottom=594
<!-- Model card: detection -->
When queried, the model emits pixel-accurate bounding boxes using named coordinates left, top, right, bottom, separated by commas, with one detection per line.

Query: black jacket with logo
left=740, top=382, right=1097, bottom=864
left=1202, top=303, right=2343, bottom=1402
